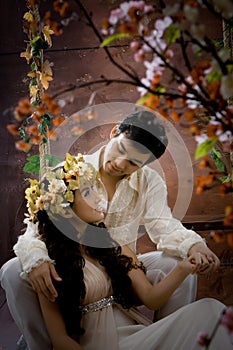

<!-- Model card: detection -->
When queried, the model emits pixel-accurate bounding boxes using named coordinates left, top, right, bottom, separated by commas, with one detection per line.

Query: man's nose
left=115, top=158, right=128, bottom=169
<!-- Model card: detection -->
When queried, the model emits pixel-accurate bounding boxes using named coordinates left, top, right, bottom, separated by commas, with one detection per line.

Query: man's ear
left=109, top=124, right=119, bottom=139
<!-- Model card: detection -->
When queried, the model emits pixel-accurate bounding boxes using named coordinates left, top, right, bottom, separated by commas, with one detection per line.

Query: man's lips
left=108, top=162, right=121, bottom=173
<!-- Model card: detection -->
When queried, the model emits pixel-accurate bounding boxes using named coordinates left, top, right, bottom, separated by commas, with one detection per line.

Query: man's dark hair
left=116, top=110, right=168, bottom=164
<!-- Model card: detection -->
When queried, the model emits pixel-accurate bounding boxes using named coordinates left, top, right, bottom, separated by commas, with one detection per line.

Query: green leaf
left=100, top=33, right=130, bottom=47
left=210, top=148, right=226, bottom=172
left=44, top=154, right=63, bottom=167
left=207, top=70, right=222, bottom=83
left=219, top=174, right=232, bottom=183
left=19, top=127, right=26, bottom=140
left=195, top=137, right=218, bottom=159
left=23, top=155, right=40, bottom=174
left=29, top=79, right=37, bottom=88
left=165, top=24, right=180, bottom=44
left=42, top=113, right=51, bottom=126
left=154, top=86, right=166, bottom=93
left=136, top=93, right=150, bottom=105
left=31, top=100, right=40, bottom=107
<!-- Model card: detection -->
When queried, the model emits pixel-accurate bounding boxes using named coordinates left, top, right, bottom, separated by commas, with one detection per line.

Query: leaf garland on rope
left=7, top=0, right=71, bottom=153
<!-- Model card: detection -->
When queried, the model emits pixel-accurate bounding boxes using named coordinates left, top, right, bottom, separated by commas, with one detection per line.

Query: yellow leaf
left=30, top=85, right=38, bottom=99
left=20, top=44, right=32, bottom=64
left=27, top=71, right=36, bottom=78
left=23, top=12, right=34, bottom=22
left=43, top=25, right=54, bottom=46
left=43, top=60, right=53, bottom=76
left=39, top=73, right=53, bottom=90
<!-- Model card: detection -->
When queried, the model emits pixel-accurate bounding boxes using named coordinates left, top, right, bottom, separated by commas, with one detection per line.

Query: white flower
left=195, top=133, right=208, bottom=145
left=155, top=16, right=172, bottom=37
left=213, top=0, right=233, bottom=19
left=218, top=130, right=232, bottom=143
left=79, top=163, right=94, bottom=181
left=48, top=179, right=67, bottom=194
left=137, top=77, right=150, bottom=96
left=184, top=5, right=199, bottom=23
left=218, top=48, right=231, bottom=62
left=163, top=4, right=180, bottom=16
left=190, top=23, right=205, bottom=41
left=220, top=73, right=233, bottom=99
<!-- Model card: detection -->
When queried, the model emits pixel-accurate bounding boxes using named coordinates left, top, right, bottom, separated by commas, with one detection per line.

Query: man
left=1, top=110, right=219, bottom=350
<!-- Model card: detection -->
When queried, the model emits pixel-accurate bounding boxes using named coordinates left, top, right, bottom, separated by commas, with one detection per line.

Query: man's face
left=103, top=133, right=151, bottom=177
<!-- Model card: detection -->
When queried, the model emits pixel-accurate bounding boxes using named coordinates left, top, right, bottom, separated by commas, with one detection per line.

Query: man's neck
left=99, top=149, right=124, bottom=200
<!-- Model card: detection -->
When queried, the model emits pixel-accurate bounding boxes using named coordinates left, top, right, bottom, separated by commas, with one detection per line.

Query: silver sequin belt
left=80, top=295, right=116, bottom=314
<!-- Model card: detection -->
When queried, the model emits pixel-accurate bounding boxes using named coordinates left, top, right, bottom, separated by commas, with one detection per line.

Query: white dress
left=79, top=259, right=232, bottom=350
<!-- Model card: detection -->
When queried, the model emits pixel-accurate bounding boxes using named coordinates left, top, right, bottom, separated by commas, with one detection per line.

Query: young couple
left=1, top=110, right=227, bottom=350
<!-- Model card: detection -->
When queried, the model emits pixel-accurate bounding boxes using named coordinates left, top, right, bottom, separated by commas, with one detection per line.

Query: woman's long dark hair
left=38, top=210, right=138, bottom=341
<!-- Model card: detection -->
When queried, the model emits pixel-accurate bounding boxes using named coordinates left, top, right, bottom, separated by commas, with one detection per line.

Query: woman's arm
left=38, top=293, right=84, bottom=350
left=121, top=245, right=197, bottom=310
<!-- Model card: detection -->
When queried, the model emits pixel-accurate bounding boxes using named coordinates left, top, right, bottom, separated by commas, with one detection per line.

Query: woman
left=23, top=155, right=232, bottom=350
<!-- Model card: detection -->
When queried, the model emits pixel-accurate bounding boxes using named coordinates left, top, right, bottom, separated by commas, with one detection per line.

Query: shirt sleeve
left=13, top=222, right=53, bottom=277
left=141, top=168, right=205, bottom=259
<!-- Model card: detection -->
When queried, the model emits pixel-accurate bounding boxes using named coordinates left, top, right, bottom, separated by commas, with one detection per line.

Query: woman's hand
left=178, top=255, right=198, bottom=275
left=188, top=242, right=220, bottom=274
left=28, top=261, right=62, bottom=301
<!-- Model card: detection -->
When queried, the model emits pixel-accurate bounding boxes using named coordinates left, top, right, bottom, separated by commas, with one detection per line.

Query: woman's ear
left=109, top=124, right=119, bottom=139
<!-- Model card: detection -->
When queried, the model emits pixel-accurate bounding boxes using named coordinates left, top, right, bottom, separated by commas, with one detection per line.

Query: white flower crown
left=24, top=153, right=100, bottom=223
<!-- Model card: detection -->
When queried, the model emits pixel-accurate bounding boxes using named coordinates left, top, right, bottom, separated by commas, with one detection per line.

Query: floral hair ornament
left=24, top=152, right=100, bottom=224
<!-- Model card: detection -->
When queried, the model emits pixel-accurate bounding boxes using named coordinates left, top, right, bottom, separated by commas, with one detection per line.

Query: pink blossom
left=165, top=49, right=174, bottom=60
left=109, top=8, right=124, bottom=25
left=130, top=41, right=140, bottom=52
left=144, top=5, right=154, bottom=13
left=221, top=307, right=233, bottom=333
left=197, top=331, right=210, bottom=347
left=134, top=49, right=144, bottom=62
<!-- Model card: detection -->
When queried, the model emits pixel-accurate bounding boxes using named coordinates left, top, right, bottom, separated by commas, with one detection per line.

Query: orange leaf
left=227, top=234, right=233, bottom=248
left=47, top=129, right=58, bottom=141
left=185, top=109, right=195, bottom=122
left=27, top=124, right=40, bottom=136
left=31, top=135, right=44, bottom=145
left=7, top=124, right=19, bottom=136
left=210, top=231, right=225, bottom=243
left=171, top=111, right=180, bottom=122
left=52, top=116, right=65, bottom=126
left=15, top=140, right=31, bottom=152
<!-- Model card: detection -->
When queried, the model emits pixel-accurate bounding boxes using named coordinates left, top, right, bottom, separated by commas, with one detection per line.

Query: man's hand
left=28, top=261, right=62, bottom=301
left=188, top=242, right=220, bottom=274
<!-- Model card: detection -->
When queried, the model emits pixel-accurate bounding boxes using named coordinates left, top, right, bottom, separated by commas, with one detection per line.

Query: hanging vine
left=7, top=0, right=72, bottom=174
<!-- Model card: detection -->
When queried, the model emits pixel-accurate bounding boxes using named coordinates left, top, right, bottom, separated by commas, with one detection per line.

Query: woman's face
left=72, top=185, right=104, bottom=223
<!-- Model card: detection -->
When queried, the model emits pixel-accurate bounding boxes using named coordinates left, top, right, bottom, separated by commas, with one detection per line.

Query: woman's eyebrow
left=80, top=186, right=89, bottom=193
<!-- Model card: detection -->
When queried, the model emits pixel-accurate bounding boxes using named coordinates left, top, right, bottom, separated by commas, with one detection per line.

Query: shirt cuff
left=179, top=237, right=206, bottom=259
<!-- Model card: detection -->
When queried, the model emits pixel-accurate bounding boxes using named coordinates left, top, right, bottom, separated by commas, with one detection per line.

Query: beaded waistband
left=80, top=295, right=116, bottom=314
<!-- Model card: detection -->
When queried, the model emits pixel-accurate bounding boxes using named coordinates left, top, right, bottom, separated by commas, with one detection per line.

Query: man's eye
left=118, top=146, right=125, bottom=154
left=129, top=160, right=137, bottom=166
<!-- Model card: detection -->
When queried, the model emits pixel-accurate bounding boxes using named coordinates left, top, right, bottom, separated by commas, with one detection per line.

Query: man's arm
left=142, top=168, right=220, bottom=273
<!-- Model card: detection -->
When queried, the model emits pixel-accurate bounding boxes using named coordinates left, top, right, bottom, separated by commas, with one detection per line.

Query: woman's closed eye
left=81, top=185, right=95, bottom=198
